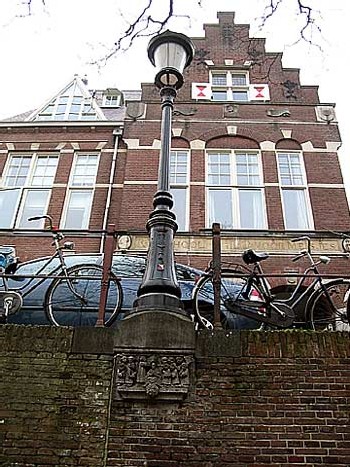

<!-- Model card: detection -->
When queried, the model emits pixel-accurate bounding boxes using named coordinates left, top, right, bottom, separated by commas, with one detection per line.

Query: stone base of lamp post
left=113, top=309, right=195, bottom=401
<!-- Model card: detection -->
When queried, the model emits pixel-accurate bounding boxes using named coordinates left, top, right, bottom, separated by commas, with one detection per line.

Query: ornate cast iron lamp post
left=134, top=30, right=194, bottom=313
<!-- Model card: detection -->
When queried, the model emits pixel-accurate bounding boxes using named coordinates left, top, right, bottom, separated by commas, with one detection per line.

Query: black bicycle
left=193, top=236, right=350, bottom=331
left=0, top=215, right=122, bottom=326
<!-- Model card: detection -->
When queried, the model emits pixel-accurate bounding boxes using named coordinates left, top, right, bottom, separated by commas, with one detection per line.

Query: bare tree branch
left=91, top=0, right=191, bottom=66
left=297, top=0, right=322, bottom=45
left=5, top=0, right=326, bottom=69
left=257, top=0, right=322, bottom=50
left=18, top=0, right=45, bottom=17
left=259, top=0, right=284, bottom=28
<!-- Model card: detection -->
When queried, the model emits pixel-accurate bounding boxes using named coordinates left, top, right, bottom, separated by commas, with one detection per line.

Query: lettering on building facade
left=125, top=235, right=341, bottom=255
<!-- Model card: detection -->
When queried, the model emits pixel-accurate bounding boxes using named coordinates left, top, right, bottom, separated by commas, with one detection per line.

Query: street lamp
left=134, top=30, right=195, bottom=314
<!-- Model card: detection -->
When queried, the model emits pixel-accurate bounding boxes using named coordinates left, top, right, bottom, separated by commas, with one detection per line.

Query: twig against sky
left=259, top=0, right=322, bottom=45
left=9, top=0, right=324, bottom=65
left=18, top=0, right=45, bottom=17
left=92, top=0, right=191, bottom=66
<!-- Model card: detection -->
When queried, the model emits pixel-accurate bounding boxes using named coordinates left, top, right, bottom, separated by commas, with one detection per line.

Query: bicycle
left=326, top=229, right=350, bottom=326
left=192, top=236, right=350, bottom=331
left=0, top=215, right=123, bottom=326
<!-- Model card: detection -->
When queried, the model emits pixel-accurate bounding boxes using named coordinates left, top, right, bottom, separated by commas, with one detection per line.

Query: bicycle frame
left=236, top=261, right=325, bottom=325
left=0, top=249, right=71, bottom=299
left=0, top=215, right=81, bottom=310
left=221, top=238, right=337, bottom=327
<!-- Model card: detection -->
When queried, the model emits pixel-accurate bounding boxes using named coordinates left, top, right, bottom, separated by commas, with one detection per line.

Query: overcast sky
left=0, top=0, right=349, bottom=200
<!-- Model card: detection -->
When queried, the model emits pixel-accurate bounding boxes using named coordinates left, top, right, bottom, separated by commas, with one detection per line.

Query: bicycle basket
left=0, top=247, right=18, bottom=274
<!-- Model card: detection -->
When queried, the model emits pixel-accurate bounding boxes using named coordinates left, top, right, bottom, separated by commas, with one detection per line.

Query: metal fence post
left=96, top=224, right=116, bottom=327
left=212, top=223, right=221, bottom=329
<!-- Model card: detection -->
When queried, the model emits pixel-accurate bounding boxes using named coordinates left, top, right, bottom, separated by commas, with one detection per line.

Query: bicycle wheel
left=307, top=279, right=350, bottom=331
left=193, top=270, right=263, bottom=330
left=45, top=264, right=123, bottom=327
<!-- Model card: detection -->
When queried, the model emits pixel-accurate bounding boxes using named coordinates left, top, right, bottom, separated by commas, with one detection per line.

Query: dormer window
left=102, top=92, right=122, bottom=107
left=210, top=71, right=249, bottom=102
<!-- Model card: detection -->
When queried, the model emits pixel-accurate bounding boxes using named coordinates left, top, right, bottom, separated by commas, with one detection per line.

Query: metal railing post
left=96, top=224, right=116, bottom=327
left=212, top=223, right=221, bottom=329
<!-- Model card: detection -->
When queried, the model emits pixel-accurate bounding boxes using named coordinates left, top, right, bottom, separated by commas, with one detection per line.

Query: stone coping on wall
left=2, top=325, right=349, bottom=359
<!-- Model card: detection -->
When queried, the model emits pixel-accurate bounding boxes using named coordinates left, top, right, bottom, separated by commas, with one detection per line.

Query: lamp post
left=134, top=30, right=195, bottom=314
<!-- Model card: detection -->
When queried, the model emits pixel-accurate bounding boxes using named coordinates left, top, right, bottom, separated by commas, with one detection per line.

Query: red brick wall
left=310, top=188, right=350, bottom=230
left=264, top=187, right=285, bottom=230
left=107, top=331, right=350, bottom=466
left=118, top=185, right=155, bottom=230
left=189, top=185, right=205, bottom=231
left=304, top=152, right=344, bottom=185
left=2, top=327, right=349, bottom=467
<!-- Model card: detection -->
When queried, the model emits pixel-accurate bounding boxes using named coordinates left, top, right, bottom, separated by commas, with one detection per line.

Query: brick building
left=1, top=12, right=349, bottom=281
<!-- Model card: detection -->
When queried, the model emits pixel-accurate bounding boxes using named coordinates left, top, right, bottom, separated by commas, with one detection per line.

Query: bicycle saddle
left=242, top=249, right=269, bottom=265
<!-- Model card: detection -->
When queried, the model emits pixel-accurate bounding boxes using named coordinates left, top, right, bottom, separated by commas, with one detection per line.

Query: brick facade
left=0, top=12, right=349, bottom=274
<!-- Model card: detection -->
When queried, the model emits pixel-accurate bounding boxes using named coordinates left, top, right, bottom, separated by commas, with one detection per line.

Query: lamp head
left=147, top=30, right=195, bottom=89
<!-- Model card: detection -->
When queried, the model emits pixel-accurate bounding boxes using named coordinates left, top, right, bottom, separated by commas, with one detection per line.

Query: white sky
left=0, top=0, right=349, bottom=201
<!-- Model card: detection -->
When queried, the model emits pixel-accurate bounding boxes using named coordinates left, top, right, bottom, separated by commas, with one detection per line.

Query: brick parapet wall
left=0, top=325, right=114, bottom=467
left=107, top=331, right=350, bottom=466
left=1, top=326, right=349, bottom=466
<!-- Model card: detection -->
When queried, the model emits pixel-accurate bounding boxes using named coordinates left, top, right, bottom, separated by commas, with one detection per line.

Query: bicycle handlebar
left=28, top=215, right=54, bottom=230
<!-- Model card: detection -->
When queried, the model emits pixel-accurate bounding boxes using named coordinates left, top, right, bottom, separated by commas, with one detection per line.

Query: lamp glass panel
left=153, top=42, right=187, bottom=73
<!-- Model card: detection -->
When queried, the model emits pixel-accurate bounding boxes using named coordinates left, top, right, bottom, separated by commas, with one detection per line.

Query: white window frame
left=210, top=70, right=250, bottom=102
left=61, top=153, right=100, bottom=230
left=0, top=188, right=22, bottom=228
left=36, top=83, right=96, bottom=121
left=69, top=153, right=100, bottom=187
left=102, top=94, right=121, bottom=107
left=61, top=190, right=95, bottom=230
left=16, top=189, right=51, bottom=229
left=0, top=153, right=58, bottom=229
left=205, top=150, right=267, bottom=229
left=170, top=149, right=190, bottom=231
left=277, top=151, right=314, bottom=230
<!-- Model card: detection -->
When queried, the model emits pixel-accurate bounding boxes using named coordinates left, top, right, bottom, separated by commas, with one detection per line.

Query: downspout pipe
left=99, top=127, right=122, bottom=252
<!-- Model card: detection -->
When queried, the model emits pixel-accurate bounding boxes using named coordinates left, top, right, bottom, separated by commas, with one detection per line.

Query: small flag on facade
left=192, top=83, right=212, bottom=100
left=249, top=84, right=270, bottom=101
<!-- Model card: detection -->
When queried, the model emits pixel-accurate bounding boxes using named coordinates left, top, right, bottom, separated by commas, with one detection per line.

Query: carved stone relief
left=193, top=48, right=211, bottom=67
left=224, top=104, right=239, bottom=118
left=247, top=47, right=264, bottom=67
left=115, top=352, right=194, bottom=400
left=281, top=80, right=299, bottom=100
left=173, top=107, right=198, bottom=117
left=126, top=102, right=146, bottom=120
left=267, top=109, right=291, bottom=117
